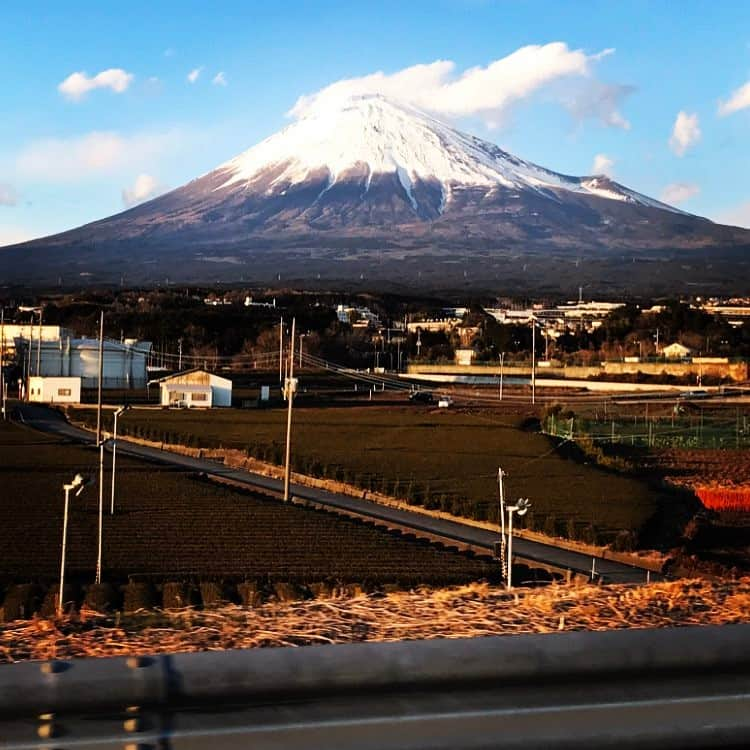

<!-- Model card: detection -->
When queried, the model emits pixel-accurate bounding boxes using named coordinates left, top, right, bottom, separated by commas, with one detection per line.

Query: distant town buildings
left=336, top=304, right=381, bottom=328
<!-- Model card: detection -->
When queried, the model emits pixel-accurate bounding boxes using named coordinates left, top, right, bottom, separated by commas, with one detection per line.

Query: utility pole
left=283, top=318, right=296, bottom=502
left=0, top=308, right=5, bottom=420
left=497, top=468, right=507, bottom=575
left=279, top=316, right=284, bottom=383
left=36, top=308, right=42, bottom=376
left=499, top=352, right=505, bottom=401
left=95, top=310, right=104, bottom=585
left=531, top=314, right=536, bottom=405
left=178, top=338, right=183, bottom=371
left=96, top=311, right=104, bottom=444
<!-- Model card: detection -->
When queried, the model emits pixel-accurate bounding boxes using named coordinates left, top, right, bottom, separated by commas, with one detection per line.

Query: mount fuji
left=4, top=95, right=750, bottom=291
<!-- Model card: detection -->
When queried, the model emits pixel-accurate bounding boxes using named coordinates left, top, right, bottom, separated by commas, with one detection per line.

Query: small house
left=156, top=369, right=232, bottom=408
left=28, top=376, right=81, bottom=404
left=662, top=343, right=693, bottom=359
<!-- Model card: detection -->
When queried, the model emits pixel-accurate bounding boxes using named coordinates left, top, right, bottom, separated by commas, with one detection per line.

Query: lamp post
left=110, top=405, right=130, bottom=514
left=499, top=352, right=505, bottom=401
left=58, top=474, right=87, bottom=617
left=506, top=497, right=531, bottom=590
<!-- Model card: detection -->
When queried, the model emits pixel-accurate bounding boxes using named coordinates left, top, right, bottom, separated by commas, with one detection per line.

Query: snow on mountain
left=217, top=94, right=683, bottom=215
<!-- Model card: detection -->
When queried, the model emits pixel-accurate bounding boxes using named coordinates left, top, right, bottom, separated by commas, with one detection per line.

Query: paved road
left=15, top=403, right=658, bottom=583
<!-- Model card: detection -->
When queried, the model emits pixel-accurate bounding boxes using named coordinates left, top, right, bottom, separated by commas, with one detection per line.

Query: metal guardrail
left=2, top=624, right=750, bottom=749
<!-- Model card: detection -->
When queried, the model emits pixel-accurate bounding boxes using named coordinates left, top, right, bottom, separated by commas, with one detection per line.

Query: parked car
left=409, top=390, right=434, bottom=404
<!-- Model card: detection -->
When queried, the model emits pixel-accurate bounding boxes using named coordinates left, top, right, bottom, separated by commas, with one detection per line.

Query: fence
left=543, top=411, right=750, bottom=450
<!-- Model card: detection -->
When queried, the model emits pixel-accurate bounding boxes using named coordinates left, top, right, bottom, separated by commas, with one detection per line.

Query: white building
left=28, top=376, right=81, bottom=404
left=20, top=337, right=152, bottom=389
left=1, top=324, right=73, bottom=363
left=662, top=343, right=693, bottom=359
left=156, top=369, right=232, bottom=408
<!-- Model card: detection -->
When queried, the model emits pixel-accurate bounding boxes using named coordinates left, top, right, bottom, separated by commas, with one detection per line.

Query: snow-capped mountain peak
left=217, top=94, right=682, bottom=215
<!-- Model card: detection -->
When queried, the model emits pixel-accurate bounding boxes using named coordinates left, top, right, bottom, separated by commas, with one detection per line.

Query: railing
left=1, top=624, right=749, bottom=749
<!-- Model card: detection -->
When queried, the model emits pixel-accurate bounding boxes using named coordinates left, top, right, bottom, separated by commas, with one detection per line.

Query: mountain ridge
left=2, top=94, right=749, bottom=292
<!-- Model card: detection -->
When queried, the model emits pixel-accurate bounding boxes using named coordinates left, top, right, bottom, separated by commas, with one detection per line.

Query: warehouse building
left=16, top=336, right=152, bottom=389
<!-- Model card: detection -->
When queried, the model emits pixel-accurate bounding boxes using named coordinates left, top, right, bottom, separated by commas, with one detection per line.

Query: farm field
left=0, top=421, right=495, bottom=590
left=72, top=403, right=666, bottom=544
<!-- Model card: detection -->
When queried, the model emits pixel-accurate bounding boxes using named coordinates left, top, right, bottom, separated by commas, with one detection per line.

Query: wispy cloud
left=163, top=47, right=176, bottom=58
left=660, top=182, right=700, bottom=204
left=0, top=183, right=18, bottom=206
left=212, top=71, right=228, bottom=87
left=289, top=43, right=631, bottom=129
left=122, top=173, right=162, bottom=207
left=718, top=80, right=750, bottom=116
left=15, top=129, right=183, bottom=183
left=187, top=67, right=203, bottom=84
left=591, top=153, right=614, bottom=175
left=668, top=111, right=701, bottom=156
left=58, top=68, right=134, bottom=101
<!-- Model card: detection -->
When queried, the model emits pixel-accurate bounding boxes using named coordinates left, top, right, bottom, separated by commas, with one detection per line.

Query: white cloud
left=58, top=68, right=134, bottom=101
left=591, top=153, right=614, bottom=175
left=15, top=129, right=182, bottom=183
left=212, top=71, right=227, bottom=87
left=668, top=111, right=701, bottom=156
left=187, top=67, right=203, bottom=84
left=715, top=200, right=750, bottom=229
left=122, top=173, right=161, bottom=207
left=289, top=43, right=631, bottom=129
left=0, top=183, right=18, bottom=206
left=660, top=182, right=700, bottom=205
left=0, top=225, right=35, bottom=248
left=718, top=81, right=750, bottom=116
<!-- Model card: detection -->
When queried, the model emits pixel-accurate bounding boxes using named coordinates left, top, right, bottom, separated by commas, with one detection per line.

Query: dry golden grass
left=2, top=578, right=749, bottom=663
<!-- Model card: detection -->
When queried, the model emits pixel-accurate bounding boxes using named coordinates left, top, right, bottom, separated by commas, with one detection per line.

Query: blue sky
left=2, top=0, right=750, bottom=246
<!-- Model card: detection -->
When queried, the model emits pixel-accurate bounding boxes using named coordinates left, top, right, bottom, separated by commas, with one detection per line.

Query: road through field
left=15, top=403, right=658, bottom=583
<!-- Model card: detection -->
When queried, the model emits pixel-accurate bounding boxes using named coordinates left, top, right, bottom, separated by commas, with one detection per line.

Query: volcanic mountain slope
left=3, top=95, right=750, bottom=289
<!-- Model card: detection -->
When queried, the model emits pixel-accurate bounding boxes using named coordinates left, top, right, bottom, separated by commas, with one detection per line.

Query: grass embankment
left=74, top=405, right=663, bottom=545
left=0, top=420, right=493, bottom=588
left=2, top=578, right=749, bottom=663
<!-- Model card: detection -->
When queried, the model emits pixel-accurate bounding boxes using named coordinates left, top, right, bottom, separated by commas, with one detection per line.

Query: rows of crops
left=71, top=404, right=662, bottom=543
left=0, top=421, right=496, bottom=597
left=696, top=487, right=750, bottom=513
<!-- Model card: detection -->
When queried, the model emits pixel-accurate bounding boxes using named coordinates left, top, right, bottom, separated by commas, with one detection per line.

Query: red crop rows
left=696, top=486, right=750, bottom=513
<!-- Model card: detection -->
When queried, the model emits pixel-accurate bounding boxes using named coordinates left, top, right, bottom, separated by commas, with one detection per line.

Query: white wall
left=209, top=375, right=232, bottom=407
left=28, top=376, right=81, bottom=404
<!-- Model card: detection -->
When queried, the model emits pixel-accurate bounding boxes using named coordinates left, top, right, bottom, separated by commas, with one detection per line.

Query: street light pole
left=110, top=406, right=129, bottom=514
left=506, top=498, right=531, bottom=590
left=58, top=474, right=85, bottom=617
